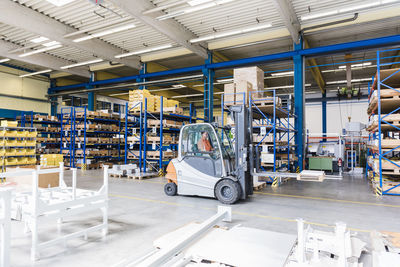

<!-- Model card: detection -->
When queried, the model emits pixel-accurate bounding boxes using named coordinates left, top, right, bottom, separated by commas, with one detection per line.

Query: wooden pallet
left=368, top=89, right=400, bottom=115
left=253, top=182, right=266, bottom=191
left=367, top=114, right=400, bottom=131
left=109, top=173, right=125, bottom=178
left=372, top=180, right=400, bottom=194
left=127, top=172, right=158, bottom=180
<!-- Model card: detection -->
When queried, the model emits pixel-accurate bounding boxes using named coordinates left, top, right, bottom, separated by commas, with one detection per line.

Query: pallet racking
left=367, top=47, right=400, bottom=196
left=60, top=106, right=123, bottom=168
left=19, top=112, right=61, bottom=157
left=221, top=89, right=296, bottom=186
left=124, top=97, right=194, bottom=174
left=0, top=126, right=37, bottom=171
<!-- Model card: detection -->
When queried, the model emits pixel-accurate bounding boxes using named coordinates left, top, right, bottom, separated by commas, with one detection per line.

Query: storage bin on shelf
left=25, top=149, right=35, bottom=156
left=26, top=157, right=36, bottom=165
left=24, top=140, right=36, bottom=147
left=15, top=149, right=25, bottom=156
left=17, top=131, right=28, bottom=137
left=17, top=157, right=27, bottom=165
left=27, top=131, right=37, bottom=137
left=5, top=149, right=16, bottom=156
left=5, top=158, right=17, bottom=166
left=0, top=149, right=5, bottom=156
left=5, top=139, right=17, bottom=147
left=0, top=120, right=18, bottom=127
left=0, top=130, right=6, bottom=137
left=5, top=130, right=17, bottom=137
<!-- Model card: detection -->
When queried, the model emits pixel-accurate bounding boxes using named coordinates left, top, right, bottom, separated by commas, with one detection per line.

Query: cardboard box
left=235, top=81, right=253, bottom=105
left=6, top=166, right=60, bottom=190
left=223, top=83, right=236, bottom=105
left=234, top=66, right=264, bottom=96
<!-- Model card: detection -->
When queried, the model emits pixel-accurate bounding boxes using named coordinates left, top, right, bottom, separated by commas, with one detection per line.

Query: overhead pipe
left=300, top=13, right=359, bottom=36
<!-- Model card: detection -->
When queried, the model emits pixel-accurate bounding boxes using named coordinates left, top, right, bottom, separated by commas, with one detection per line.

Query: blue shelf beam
left=49, top=34, right=400, bottom=93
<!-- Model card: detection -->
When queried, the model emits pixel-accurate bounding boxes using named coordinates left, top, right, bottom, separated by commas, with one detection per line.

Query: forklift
left=164, top=105, right=254, bottom=204
left=163, top=104, right=336, bottom=204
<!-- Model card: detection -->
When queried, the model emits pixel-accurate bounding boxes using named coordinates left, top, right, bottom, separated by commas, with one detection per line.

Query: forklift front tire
left=215, top=179, right=241, bottom=205
left=164, top=182, right=177, bottom=196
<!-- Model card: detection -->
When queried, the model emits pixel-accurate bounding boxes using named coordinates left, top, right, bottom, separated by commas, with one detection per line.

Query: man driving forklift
left=197, top=131, right=214, bottom=152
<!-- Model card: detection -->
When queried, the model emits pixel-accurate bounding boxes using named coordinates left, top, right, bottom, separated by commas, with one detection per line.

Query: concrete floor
left=10, top=170, right=400, bottom=266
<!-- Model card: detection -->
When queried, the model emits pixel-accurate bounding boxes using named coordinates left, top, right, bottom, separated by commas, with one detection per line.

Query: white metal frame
left=116, top=206, right=232, bottom=267
left=0, top=188, right=12, bottom=267
left=0, top=163, right=109, bottom=261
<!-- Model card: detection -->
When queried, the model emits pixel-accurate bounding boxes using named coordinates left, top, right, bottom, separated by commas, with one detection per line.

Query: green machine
left=308, top=156, right=333, bottom=172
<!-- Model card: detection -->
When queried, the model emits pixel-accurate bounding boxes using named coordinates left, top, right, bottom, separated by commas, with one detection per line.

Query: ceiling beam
left=271, top=0, right=301, bottom=44
left=272, top=0, right=325, bottom=92
left=0, top=40, right=90, bottom=78
left=0, top=0, right=141, bottom=69
left=108, top=0, right=208, bottom=59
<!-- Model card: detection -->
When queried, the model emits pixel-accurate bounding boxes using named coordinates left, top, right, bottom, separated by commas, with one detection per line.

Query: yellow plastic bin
left=5, top=130, right=17, bottom=137
left=5, top=158, right=17, bottom=166
left=17, top=157, right=27, bottom=165
left=5, top=149, right=16, bottom=156
left=15, top=149, right=25, bottom=156
left=25, top=149, right=35, bottom=156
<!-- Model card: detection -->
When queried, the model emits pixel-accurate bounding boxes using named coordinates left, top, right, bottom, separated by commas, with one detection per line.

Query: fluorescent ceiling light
left=45, top=0, right=76, bottom=6
left=326, top=78, right=372, bottom=85
left=73, top=23, right=136, bottom=43
left=216, top=78, right=233, bottom=83
left=188, top=0, right=213, bottom=6
left=30, top=36, right=49, bottom=43
left=339, top=2, right=380, bottom=13
left=115, top=44, right=173, bottom=58
left=270, top=71, right=294, bottom=77
left=338, top=62, right=372, bottom=69
left=60, top=59, right=103, bottom=69
left=0, top=58, right=10, bottom=63
left=301, top=0, right=400, bottom=21
left=157, top=0, right=235, bottom=20
left=19, top=44, right=62, bottom=57
left=19, top=69, right=52, bottom=78
left=172, top=84, right=186, bottom=88
left=42, top=41, right=60, bottom=47
left=190, top=22, right=272, bottom=43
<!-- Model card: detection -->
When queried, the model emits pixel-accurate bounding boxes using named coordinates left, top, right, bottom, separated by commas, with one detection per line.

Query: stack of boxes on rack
left=224, top=66, right=278, bottom=106
left=19, top=114, right=60, bottom=156
left=367, top=67, right=400, bottom=195
left=128, top=89, right=182, bottom=114
left=0, top=120, right=37, bottom=169
left=61, top=108, right=124, bottom=169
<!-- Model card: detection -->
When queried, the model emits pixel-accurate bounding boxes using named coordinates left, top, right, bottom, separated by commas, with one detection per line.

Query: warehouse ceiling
left=0, top=0, right=400, bottom=100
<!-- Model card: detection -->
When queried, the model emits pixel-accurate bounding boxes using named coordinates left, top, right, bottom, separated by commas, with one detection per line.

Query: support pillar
left=88, top=72, right=95, bottom=111
left=203, top=53, right=214, bottom=122
left=138, top=62, right=147, bottom=90
left=322, top=91, right=327, bottom=137
left=50, top=79, right=57, bottom=116
left=294, top=38, right=305, bottom=171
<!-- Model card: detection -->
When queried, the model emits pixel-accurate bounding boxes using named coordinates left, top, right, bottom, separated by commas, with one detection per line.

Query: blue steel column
left=203, top=53, right=214, bottom=122
left=294, top=38, right=305, bottom=170
left=138, top=62, right=147, bottom=89
left=88, top=72, right=95, bottom=111
left=322, top=91, right=327, bottom=137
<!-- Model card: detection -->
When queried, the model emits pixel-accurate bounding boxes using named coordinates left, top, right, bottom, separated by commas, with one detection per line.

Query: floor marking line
left=254, top=191, right=400, bottom=208
left=109, top=193, right=371, bottom=233
left=114, top=179, right=400, bottom=209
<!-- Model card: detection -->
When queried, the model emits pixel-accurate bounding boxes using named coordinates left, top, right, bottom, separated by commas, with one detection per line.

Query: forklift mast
left=229, top=104, right=254, bottom=198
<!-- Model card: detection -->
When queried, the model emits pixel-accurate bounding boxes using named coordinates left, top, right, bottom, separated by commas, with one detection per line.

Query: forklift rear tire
left=215, top=179, right=241, bottom=205
left=164, top=182, right=177, bottom=196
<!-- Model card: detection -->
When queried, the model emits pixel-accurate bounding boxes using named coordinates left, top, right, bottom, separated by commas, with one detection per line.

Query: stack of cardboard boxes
left=224, top=66, right=265, bottom=106
left=129, top=89, right=180, bottom=113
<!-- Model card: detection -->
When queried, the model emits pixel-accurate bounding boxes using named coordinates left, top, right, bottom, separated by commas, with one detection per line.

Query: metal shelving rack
left=19, top=111, right=61, bottom=157
left=124, top=101, right=143, bottom=169
left=367, top=47, right=400, bottom=196
left=0, top=126, right=37, bottom=172
left=124, top=97, right=195, bottom=174
left=221, top=89, right=297, bottom=185
left=61, top=106, right=123, bottom=168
